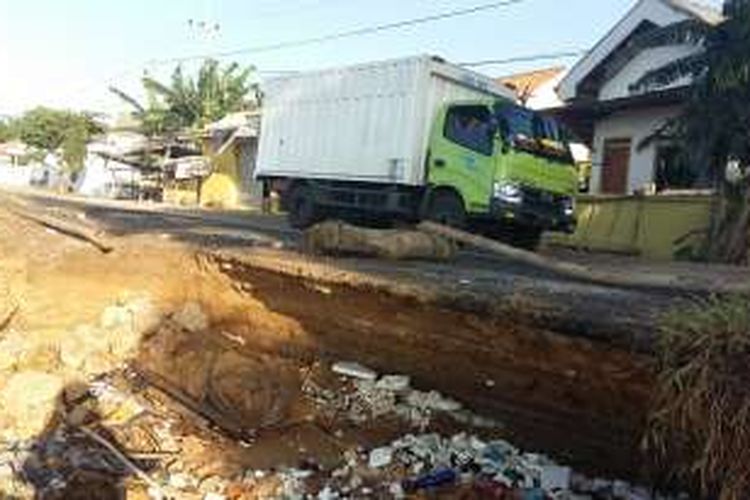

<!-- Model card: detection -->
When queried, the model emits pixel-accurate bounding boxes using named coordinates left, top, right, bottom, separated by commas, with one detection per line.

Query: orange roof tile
left=498, top=67, right=566, bottom=99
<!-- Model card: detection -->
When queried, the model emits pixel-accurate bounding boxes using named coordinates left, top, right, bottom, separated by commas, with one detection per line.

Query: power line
left=148, top=0, right=526, bottom=66
left=459, top=50, right=587, bottom=67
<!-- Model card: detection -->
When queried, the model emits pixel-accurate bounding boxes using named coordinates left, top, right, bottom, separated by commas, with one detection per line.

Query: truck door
left=428, top=104, right=497, bottom=215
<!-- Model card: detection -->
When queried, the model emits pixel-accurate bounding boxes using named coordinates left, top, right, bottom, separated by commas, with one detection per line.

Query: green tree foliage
left=625, top=0, right=750, bottom=263
left=0, top=119, right=17, bottom=143
left=8, top=108, right=104, bottom=172
left=16, top=107, right=71, bottom=151
left=61, top=120, right=89, bottom=174
left=111, top=59, right=256, bottom=137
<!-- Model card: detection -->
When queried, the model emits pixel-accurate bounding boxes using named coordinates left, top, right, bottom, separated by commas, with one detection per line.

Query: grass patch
left=646, top=295, right=750, bottom=499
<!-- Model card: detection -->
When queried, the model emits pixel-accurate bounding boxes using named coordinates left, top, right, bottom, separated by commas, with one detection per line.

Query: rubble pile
left=294, top=363, right=681, bottom=500
left=0, top=286, right=678, bottom=500
left=0, top=355, right=685, bottom=499
left=305, top=362, right=498, bottom=432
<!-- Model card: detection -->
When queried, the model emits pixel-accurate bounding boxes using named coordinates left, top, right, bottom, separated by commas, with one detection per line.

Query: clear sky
left=0, top=0, right=724, bottom=117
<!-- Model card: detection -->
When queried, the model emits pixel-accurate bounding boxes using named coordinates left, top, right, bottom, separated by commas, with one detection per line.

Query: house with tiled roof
left=557, top=0, right=723, bottom=195
left=499, top=67, right=567, bottom=110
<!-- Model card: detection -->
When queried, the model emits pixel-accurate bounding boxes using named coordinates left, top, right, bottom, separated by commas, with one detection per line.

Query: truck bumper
left=489, top=196, right=576, bottom=233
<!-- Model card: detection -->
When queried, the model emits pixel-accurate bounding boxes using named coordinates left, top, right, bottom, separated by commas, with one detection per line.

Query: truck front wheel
left=287, top=184, right=321, bottom=229
left=427, top=190, right=467, bottom=229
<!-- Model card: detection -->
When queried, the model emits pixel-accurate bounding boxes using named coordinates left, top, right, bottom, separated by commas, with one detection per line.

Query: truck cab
left=426, top=100, right=578, bottom=245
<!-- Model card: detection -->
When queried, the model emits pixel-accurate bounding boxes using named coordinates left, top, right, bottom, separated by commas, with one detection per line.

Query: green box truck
left=256, top=55, right=577, bottom=248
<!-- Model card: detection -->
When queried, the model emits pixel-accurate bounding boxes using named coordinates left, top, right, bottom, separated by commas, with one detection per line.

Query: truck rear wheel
left=427, top=190, right=467, bottom=229
left=287, top=184, right=320, bottom=229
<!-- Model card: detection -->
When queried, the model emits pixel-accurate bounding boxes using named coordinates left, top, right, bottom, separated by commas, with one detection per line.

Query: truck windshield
left=494, top=103, right=573, bottom=164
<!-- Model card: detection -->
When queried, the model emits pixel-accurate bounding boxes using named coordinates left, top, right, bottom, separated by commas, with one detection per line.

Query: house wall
left=525, top=74, right=565, bottom=110
left=591, top=105, right=682, bottom=194
left=200, top=138, right=258, bottom=208
left=201, top=142, right=240, bottom=208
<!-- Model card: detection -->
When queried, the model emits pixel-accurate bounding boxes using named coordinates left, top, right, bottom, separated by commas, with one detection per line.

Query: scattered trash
left=404, top=467, right=457, bottom=492
left=539, top=464, right=571, bottom=491
left=331, top=361, right=378, bottom=381
left=0, top=309, right=682, bottom=500
left=375, top=375, right=411, bottom=392
left=368, top=446, right=393, bottom=468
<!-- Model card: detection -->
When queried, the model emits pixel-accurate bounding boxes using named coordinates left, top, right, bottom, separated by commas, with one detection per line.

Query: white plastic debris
left=375, top=375, right=411, bottom=392
left=406, top=390, right=462, bottom=412
left=540, top=465, right=572, bottom=491
left=332, top=361, right=378, bottom=381
left=168, top=472, right=196, bottom=490
left=317, top=485, right=339, bottom=499
left=388, top=482, right=405, bottom=499
left=368, top=446, right=393, bottom=468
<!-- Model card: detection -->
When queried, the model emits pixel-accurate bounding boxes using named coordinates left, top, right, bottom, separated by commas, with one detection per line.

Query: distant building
left=499, top=66, right=567, bottom=110
left=76, top=132, right=150, bottom=198
left=557, top=0, right=723, bottom=195
left=199, top=111, right=261, bottom=208
left=0, top=141, right=29, bottom=166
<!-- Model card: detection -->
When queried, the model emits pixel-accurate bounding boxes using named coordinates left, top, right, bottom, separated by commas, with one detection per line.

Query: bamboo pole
left=418, top=221, right=749, bottom=294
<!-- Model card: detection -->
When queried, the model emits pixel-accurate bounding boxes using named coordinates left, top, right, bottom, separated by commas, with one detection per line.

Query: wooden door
left=601, top=139, right=631, bottom=194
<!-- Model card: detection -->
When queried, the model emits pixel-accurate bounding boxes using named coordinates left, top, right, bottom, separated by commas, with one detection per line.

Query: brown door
left=601, top=138, right=631, bottom=194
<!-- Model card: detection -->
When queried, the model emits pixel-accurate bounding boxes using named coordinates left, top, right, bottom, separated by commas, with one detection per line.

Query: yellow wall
left=200, top=140, right=241, bottom=209
left=163, top=187, right=199, bottom=206
left=548, top=194, right=713, bottom=260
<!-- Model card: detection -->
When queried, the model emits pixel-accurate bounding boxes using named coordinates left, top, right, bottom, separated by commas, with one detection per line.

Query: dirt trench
left=136, top=251, right=654, bottom=482
left=0, top=209, right=655, bottom=491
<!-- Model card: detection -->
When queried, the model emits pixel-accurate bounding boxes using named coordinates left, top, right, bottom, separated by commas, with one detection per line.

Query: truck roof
left=262, top=54, right=516, bottom=101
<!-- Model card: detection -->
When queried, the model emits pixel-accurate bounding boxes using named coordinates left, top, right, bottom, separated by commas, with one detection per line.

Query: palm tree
left=110, top=59, right=257, bottom=137
left=623, top=0, right=750, bottom=263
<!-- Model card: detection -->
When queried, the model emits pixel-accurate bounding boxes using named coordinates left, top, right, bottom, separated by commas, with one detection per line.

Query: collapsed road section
left=0, top=200, right=678, bottom=498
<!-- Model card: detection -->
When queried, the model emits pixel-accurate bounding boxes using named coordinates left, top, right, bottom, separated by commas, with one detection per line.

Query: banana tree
left=110, top=59, right=257, bottom=137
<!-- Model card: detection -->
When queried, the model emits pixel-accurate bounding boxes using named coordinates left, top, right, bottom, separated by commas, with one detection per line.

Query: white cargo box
left=256, top=55, right=515, bottom=187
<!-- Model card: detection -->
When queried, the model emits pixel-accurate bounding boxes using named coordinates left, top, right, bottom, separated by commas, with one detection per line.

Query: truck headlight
left=493, top=181, right=523, bottom=204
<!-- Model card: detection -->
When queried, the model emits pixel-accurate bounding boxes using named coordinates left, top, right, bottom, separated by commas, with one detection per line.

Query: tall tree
left=0, top=119, right=17, bottom=143
left=626, top=0, right=750, bottom=263
left=12, top=107, right=103, bottom=172
left=111, top=59, right=256, bottom=136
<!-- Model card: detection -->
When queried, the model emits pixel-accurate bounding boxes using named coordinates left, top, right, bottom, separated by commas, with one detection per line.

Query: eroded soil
left=0, top=201, right=656, bottom=497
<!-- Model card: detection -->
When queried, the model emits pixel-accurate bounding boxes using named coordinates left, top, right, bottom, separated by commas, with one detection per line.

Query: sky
left=0, top=0, right=725, bottom=117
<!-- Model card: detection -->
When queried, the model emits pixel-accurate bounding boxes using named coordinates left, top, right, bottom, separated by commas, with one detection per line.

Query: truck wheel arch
left=286, top=181, right=321, bottom=229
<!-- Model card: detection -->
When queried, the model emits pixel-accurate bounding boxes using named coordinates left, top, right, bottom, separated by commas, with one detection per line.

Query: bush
left=646, top=295, right=750, bottom=499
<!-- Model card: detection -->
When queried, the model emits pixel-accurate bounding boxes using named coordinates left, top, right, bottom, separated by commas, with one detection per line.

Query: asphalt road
left=5, top=188, right=689, bottom=350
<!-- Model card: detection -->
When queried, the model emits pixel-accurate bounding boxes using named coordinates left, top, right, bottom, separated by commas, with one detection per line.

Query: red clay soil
left=0, top=204, right=655, bottom=483
left=213, top=257, right=655, bottom=481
